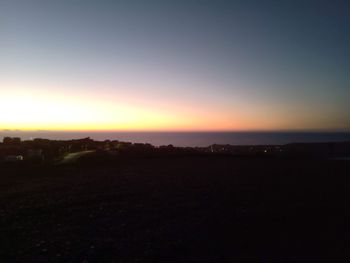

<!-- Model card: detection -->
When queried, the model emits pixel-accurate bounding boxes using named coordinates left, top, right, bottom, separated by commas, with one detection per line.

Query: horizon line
left=2, top=129, right=350, bottom=133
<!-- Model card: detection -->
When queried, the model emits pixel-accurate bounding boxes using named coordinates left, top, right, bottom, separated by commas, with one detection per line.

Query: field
left=1, top=156, right=349, bottom=262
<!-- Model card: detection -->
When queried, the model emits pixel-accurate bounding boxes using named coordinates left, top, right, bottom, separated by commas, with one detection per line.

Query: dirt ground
left=0, top=156, right=349, bottom=262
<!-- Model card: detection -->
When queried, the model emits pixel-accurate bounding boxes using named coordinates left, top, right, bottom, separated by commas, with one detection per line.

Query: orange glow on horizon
left=0, top=85, right=238, bottom=131
left=1, top=83, right=347, bottom=132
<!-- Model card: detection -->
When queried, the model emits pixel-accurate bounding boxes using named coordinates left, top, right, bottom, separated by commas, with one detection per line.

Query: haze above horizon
left=1, top=0, right=350, bottom=132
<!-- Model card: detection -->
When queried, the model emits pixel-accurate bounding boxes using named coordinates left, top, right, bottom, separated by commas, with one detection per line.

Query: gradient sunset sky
left=1, top=0, right=350, bottom=131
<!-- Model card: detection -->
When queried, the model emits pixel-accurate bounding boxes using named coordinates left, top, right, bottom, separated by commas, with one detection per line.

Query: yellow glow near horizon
left=0, top=89, right=333, bottom=132
left=1, top=82, right=344, bottom=132
left=0, top=86, right=236, bottom=131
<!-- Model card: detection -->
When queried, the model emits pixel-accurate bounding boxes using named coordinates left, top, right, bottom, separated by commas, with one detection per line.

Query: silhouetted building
left=3, top=137, right=21, bottom=145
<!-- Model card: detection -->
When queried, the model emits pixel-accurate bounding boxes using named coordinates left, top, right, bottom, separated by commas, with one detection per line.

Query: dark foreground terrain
left=1, top=156, right=350, bottom=262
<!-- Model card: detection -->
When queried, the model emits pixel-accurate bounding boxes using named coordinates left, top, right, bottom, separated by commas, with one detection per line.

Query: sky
left=1, top=0, right=350, bottom=131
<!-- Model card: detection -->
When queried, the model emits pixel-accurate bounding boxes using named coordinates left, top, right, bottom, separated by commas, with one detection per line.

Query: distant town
left=1, top=137, right=350, bottom=165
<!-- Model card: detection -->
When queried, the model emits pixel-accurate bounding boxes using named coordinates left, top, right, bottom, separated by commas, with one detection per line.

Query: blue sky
left=1, top=0, right=349, bottom=131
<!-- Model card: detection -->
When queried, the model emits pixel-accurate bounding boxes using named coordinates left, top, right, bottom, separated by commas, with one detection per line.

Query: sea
left=1, top=131, right=350, bottom=147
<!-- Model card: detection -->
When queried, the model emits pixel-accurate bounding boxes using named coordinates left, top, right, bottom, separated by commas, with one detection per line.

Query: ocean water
left=1, top=131, right=350, bottom=147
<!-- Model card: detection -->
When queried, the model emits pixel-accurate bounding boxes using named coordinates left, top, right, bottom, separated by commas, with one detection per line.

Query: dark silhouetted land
left=1, top=153, right=350, bottom=262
